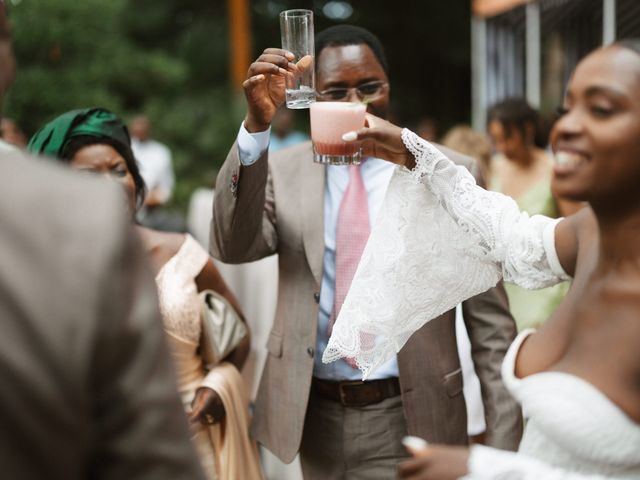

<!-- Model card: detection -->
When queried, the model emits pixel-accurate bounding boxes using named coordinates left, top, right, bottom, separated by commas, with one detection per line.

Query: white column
left=526, top=1, right=541, bottom=108
left=603, top=0, right=616, bottom=45
left=471, top=15, right=487, bottom=132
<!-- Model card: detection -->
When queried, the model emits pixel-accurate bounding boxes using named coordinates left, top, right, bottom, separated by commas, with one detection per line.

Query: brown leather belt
left=311, top=377, right=401, bottom=407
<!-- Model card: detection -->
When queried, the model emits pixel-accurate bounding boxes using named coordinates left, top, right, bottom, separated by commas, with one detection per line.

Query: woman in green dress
left=487, top=98, right=582, bottom=331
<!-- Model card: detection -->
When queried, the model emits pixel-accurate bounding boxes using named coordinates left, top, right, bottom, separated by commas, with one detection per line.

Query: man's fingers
left=296, top=54, right=313, bottom=71
left=247, top=61, right=291, bottom=78
left=243, top=74, right=265, bottom=89
left=255, top=53, right=297, bottom=71
left=262, top=48, right=295, bottom=60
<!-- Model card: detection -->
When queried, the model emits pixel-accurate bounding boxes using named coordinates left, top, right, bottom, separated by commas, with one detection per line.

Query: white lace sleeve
left=403, top=128, right=569, bottom=288
left=322, top=129, right=570, bottom=378
left=463, top=446, right=616, bottom=480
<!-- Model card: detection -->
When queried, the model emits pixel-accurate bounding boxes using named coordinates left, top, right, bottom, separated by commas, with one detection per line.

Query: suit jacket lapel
left=300, top=151, right=325, bottom=287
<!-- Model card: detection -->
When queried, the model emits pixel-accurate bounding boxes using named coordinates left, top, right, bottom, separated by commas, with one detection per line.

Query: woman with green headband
left=29, top=108, right=263, bottom=480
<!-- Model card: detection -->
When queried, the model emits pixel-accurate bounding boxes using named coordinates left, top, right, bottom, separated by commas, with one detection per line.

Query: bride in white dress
left=323, top=41, right=640, bottom=478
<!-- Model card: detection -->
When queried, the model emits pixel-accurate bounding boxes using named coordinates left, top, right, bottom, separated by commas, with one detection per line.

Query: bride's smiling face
left=550, top=45, right=640, bottom=205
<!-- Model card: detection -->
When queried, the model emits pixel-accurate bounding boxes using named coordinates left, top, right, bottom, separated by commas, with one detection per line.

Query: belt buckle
left=338, top=380, right=366, bottom=406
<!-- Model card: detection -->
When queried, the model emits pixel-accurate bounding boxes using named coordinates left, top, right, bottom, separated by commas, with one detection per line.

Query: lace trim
left=402, top=127, right=440, bottom=181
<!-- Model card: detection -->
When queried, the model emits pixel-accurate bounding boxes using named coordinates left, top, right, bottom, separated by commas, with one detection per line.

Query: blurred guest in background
left=1, top=116, right=27, bottom=148
left=129, top=114, right=186, bottom=231
left=269, top=106, right=309, bottom=152
left=188, top=176, right=217, bottom=248
left=442, top=124, right=497, bottom=445
left=416, top=115, right=439, bottom=142
left=29, top=108, right=262, bottom=480
left=0, top=3, right=205, bottom=477
left=487, top=98, right=582, bottom=331
left=129, top=114, right=175, bottom=208
left=442, top=125, right=492, bottom=180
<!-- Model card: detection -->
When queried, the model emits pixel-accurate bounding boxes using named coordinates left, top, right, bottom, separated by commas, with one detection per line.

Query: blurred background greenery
left=4, top=0, right=471, bottom=213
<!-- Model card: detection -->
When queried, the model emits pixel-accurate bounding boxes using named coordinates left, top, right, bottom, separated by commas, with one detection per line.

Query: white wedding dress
left=323, top=129, right=640, bottom=478
left=460, top=329, right=640, bottom=479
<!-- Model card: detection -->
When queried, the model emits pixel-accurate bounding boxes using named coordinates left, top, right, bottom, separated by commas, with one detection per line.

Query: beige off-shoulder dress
left=155, top=234, right=263, bottom=480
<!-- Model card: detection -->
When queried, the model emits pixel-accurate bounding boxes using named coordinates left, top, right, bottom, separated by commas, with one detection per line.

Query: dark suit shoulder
left=0, top=152, right=130, bottom=318
left=1, top=152, right=126, bottom=242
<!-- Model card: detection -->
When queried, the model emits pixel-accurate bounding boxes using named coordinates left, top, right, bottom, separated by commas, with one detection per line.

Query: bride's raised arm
left=348, top=116, right=578, bottom=285
left=323, top=118, right=579, bottom=376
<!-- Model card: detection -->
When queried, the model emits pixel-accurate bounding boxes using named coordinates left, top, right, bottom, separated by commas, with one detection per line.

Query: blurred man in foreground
left=0, top=3, right=204, bottom=478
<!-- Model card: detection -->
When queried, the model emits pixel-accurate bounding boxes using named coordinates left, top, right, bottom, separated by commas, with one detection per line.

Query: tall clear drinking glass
left=280, top=9, right=315, bottom=109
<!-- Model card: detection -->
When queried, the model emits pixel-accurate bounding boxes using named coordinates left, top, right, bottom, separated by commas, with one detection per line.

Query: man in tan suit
left=212, top=25, right=522, bottom=479
left=0, top=5, right=204, bottom=477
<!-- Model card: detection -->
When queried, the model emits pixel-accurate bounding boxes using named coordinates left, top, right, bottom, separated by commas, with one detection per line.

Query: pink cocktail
left=310, top=102, right=366, bottom=165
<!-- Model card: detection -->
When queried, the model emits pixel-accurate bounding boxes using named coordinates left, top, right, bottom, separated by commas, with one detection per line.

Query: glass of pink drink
left=310, top=102, right=366, bottom=165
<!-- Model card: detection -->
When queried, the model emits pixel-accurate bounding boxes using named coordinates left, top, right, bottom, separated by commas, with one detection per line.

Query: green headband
left=27, top=107, right=132, bottom=159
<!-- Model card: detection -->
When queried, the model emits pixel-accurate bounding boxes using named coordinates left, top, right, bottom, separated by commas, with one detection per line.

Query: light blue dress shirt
left=269, top=131, right=310, bottom=153
left=237, top=123, right=399, bottom=380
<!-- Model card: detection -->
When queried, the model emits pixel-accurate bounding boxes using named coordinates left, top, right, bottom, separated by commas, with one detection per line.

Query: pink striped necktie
left=328, top=164, right=372, bottom=369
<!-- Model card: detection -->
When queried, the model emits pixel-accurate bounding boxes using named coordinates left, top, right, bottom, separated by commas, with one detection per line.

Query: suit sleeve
left=462, top=284, right=523, bottom=451
left=460, top=155, right=523, bottom=451
left=450, top=151, right=522, bottom=451
left=210, top=140, right=278, bottom=263
left=90, top=215, right=205, bottom=480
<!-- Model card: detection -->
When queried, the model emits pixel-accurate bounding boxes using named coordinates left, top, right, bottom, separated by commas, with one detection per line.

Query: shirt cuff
left=237, top=122, right=271, bottom=166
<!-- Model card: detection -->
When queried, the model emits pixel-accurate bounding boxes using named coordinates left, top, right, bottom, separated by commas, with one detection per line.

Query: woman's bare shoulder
left=567, top=205, right=596, bottom=236
left=556, top=206, right=595, bottom=276
left=137, top=227, right=186, bottom=270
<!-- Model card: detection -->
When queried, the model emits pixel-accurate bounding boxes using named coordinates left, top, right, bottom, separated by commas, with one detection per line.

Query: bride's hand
left=342, top=114, right=416, bottom=169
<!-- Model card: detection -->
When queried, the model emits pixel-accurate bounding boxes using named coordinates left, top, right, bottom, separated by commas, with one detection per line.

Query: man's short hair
left=315, top=25, right=389, bottom=76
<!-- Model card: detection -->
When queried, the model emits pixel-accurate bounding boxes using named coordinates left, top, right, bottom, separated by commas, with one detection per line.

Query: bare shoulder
left=561, top=205, right=595, bottom=239
left=154, top=230, right=186, bottom=257
left=137, top=228, right=186, bottom=272
left=555, top=206, right=595, bottom=276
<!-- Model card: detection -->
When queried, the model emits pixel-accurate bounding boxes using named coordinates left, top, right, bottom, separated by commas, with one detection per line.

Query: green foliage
left=5, top=0, right=234, bottom=214
left=7, top=0, right=186, bottom=133
left=4, top=0, right=471, bottom=213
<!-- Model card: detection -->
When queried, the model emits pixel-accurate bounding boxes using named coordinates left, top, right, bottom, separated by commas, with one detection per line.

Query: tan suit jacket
left=211, top=140, right=523, bottom=463
left=0, top=152, right=204, bottom=479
